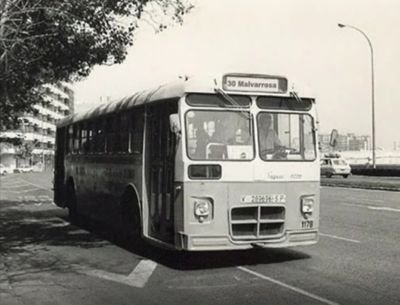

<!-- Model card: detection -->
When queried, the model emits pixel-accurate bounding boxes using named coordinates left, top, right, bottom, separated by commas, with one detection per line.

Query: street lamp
left=338, top=23, right=376, bottom=168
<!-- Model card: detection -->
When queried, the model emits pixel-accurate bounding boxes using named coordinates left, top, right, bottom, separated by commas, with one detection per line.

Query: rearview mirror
left=169, top=114, right=181, bottom=136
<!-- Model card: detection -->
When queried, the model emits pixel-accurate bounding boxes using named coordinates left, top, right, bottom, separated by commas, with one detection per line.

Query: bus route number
left=301, top=220, right=314, bottom=229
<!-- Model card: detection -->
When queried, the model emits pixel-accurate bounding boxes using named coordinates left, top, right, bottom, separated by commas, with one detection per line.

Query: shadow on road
left=69, top=215, right=311, bottom=271
left=132, top=245, right=310, bottom=271
left=0, top=200, right=108, bottom=255
left=0, top=199, right=310, bottom=272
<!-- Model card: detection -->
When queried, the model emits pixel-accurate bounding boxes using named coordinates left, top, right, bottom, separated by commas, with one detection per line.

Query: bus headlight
left=301, top=196, right=314, bottom=216
left=193, top=198, right=213, bottom=222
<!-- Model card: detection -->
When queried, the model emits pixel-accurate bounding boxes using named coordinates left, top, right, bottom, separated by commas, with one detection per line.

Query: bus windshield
left=186, top=110, right=254, bottom=160
left=258, top=112, right=316, bottom=161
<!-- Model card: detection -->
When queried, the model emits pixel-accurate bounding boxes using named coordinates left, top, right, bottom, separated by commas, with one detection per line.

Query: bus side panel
left=67, top=155, right=143, bottom=226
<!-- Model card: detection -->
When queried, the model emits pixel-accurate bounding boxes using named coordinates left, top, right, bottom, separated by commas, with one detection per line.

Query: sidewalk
left=321, top=175, right=400, bottom=192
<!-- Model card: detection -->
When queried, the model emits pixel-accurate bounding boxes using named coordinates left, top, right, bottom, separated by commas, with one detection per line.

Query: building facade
left=319, top=133, right=371, bottom=152
left=0, top=82, right=74, bottom=171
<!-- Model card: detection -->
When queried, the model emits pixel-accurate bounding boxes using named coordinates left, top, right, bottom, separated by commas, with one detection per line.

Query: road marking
left=238, top=266, right=341, bottom=305
left=319, top=233, right=360, bottom=244
left=341, top=202, right=400, bottom=213
left=1, top=181, right=26, bottom=188
left=75, top=259, right=157, bottom=288
left=345, top=196, right=384, bottom=203
left=367, top=206, right=400, bottom=212
left=127, top=259, right=158, bottom=288
left=341, top=202, right=367, bottom=208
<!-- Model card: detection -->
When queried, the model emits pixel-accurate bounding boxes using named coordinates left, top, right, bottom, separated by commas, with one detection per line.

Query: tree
left=0, top=0, right=193, bottom=124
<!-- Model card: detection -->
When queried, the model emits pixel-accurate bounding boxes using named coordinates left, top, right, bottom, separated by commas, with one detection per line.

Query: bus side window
left=73, top=124, right=80, bottom=154
left=93, top=119, right=105, bottom=153
left=131, top=108, right=144, bottom=154
left=118, top=113, right=130, bottom=153
left=106, top=116, right=115, bottom=153
left=86, top=122, right=93, bottom=153
left=113, top=116, right=122, bottom=152
left=67, top=125, right=73, bottom=153
left=80, top=123, right=88, bottom=154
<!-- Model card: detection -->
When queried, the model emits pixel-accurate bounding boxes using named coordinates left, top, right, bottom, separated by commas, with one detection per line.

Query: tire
left=343, top=174, right=349, bottom=179
left=326, top=173, right=333, bottom=178
left=119, top=191, right=141, bottom=244
left=66, top=182, right=79, bottom=224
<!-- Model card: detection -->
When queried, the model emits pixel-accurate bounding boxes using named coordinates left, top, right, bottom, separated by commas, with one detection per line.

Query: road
left=1, top=173, right=399, bottom=305
left=321, top=174, right=400, bottom=191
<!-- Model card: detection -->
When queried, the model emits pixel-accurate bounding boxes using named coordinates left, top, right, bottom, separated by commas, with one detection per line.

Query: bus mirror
left=169, top=114, right=181, bottom=135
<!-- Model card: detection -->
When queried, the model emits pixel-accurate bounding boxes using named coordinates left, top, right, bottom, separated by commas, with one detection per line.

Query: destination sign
left=223, top=74, right=287, bottom=93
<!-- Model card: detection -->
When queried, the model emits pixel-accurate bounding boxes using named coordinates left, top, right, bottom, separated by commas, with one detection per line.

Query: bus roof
left=57, top=74, right=304, bottom=127
left=57, top=78, right=188, bottom=127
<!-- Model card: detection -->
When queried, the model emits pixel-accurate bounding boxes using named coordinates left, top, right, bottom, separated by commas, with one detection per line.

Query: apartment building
left=0, top=82, right=74, bottom=171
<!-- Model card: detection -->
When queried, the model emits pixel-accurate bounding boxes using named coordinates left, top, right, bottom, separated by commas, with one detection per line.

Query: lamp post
left=338, top=23, right=376, bottom=168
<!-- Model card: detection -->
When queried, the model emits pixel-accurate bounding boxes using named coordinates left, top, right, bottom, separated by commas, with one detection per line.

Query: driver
left=259, top=114, right=281, bottom=153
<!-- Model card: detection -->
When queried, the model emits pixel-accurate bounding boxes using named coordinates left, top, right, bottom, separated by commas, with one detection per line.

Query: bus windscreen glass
left=186, top=110, right=254, bottom=160
left=257, top=112, right=316, bottom=161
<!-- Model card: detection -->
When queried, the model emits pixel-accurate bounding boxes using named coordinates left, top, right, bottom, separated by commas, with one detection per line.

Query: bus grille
left=230, top=205, right=285, bottom=240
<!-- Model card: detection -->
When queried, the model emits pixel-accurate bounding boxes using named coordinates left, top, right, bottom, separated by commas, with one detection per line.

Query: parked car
left=14, top=165, right=34, bottom=173
left=320, top=157, right=351, bottom=178
left=0, top=164, right=13, bottom=175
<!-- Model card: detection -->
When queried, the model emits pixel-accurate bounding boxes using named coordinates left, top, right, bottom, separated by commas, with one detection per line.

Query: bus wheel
left=120, top=191, right=141, bottom=244
left=66, top=183, right=79, bottom=224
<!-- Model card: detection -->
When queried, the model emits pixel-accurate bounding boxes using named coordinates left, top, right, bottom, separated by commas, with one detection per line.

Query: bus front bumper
left=177, top=230, right=319, bottom=251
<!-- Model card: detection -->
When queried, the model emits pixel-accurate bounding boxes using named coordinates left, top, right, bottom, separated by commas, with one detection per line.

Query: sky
left=72, top=0, right=400, bottom=150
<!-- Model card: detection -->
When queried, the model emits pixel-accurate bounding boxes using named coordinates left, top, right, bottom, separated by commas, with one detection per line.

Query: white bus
left=54, top=73, right=319, bottom=251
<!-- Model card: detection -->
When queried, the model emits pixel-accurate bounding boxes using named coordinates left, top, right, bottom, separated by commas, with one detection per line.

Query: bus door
left=54, top=127, right=66, bottom=206
left=145, top=101, right=178, bottom=243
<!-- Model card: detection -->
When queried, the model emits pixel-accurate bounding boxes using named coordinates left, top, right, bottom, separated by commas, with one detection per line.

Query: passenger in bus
left=194, top=121, right=225, bottom=159
left=194, top=127, right=209, bottom=158
left=259, top=114, right=281, bottom=154
left=228, top=126, right=251, bottom=145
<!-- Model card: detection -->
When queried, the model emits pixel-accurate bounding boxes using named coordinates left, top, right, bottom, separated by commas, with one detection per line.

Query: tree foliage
left=0, top=0, right=193, bottom=124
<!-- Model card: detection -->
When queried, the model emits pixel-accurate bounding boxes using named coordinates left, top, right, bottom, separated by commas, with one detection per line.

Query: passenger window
left=73, top=124, right=80, bottom=153
left=131, top=108, right=144, bottom=154
left=67, top=126, right=73, bottom=153
left=80, top=124, right=88, bottom=154
left=93, top=119, right=105, bottom=153
left=117, top=113, right=130, bottom=153
left=106, top=116, right=115, bottom=152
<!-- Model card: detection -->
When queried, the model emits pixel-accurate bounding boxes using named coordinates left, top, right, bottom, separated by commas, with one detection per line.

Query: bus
left=54, top=73, right=319, bottom=251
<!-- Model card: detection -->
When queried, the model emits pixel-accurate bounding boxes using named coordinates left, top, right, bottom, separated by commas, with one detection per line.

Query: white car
left=14, top=165, right=34, bottom=173
left=0, top=164, right=13, bottom=175
left=320, top=157, right=352, bottom=178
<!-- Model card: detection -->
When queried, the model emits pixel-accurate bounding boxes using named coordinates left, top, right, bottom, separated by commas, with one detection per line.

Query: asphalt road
left=0, top=173, right=399, bottom=305
left=321, top=174, right=400, bottom=191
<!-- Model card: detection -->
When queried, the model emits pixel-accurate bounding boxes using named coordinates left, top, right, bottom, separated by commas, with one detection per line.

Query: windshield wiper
left=213, top=80, right=250, bottom=120
left=290, top=91, right=303, bottom=103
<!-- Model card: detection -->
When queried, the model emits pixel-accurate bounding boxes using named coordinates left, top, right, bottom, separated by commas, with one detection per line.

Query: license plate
left=301, top=220, right=314, bottom=229
left=240, top=194, right=286, bottom=204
